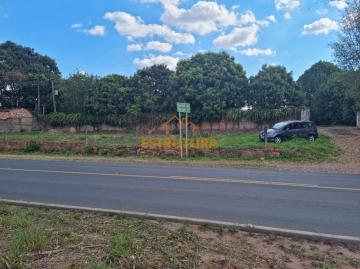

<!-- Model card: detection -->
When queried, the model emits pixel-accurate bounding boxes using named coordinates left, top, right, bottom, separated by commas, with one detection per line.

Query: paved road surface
left=0, top=159, right=359, bottom=237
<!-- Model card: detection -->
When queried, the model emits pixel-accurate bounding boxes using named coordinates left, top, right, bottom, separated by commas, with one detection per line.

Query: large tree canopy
left=59, top=73, right=97, bottom=114
left=175, top=52, right=248, bottom=122
left=312, top=73, right=355, bottom=125
left=0, top=41, right=60, bottom=110
left=85, top=74, right=129, bottom=119
left=248, top=65, right=304, bottom=110
left=297, top=61, right=341, bottom=106
left=129, top=65, right=175, bottom=115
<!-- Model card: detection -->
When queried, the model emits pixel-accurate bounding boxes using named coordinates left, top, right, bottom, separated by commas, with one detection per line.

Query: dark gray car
left=259, top=120, right=318, bottom=144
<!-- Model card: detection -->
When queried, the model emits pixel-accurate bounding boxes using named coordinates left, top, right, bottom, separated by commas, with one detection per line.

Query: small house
left=0, top=108, right=34, bottom=132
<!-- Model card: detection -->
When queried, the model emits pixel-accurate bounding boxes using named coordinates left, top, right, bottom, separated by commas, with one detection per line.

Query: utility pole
left=185, top=111, right=188, bottom=157
left=179, top=111, right=183, bottom=159
left=37, top=81, right=41, bottom=112
left=51, top=72, right=56, bottom=113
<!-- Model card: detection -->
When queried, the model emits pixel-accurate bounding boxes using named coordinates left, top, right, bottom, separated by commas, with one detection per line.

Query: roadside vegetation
left=0, top=131, right=340, bottom=163
left=215, top=133, right=339, bottom=162
left=0, top=204, right=359, bottom=269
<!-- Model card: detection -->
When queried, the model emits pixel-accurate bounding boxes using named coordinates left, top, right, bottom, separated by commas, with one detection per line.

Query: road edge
left=1, top=198, right=359, bottom=244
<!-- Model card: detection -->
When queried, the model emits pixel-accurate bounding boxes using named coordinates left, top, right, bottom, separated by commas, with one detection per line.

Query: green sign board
left=177, top=102, right=191, bottom=113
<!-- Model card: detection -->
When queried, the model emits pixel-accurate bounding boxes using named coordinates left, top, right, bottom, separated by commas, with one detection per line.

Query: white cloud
left=174, top=51, right=186, bottom=56
left=329, top=0, right=348, bottom=10
left=146, top=41, right=172, bottom=52
left=213, top=25, right=259, bottom=50
left=238, top=10, right=257, bottom=25
left=239, top=48, right=276, bottom=56
left=275, top=0, right=300, bottom=11
left=302, top=18, right=339, bottom=35
left=275, top=0, right=300, bottom=19
left=266, top=15, right=277, bottom=22
left=148, top=1, right=272, bottom=35
left=133, top=55, right=179, bottom=70
left=128, top=41, right=173, bottom=52
left=238, top=10, right=274, bottom=27
left=160, top=1, right=238, bottom=35
left=84, top=25, right=106, bottom=36
left=71, top=23, right=83, bottom=29
left=127, top=44, right=143, bottom=51
left=104, top=11, right=195, bottom=44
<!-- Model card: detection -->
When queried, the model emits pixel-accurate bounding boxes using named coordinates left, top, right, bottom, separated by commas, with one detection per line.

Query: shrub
left=25, top=141, right=40, bottom=152
left=45, top=113, right=83, bottom=127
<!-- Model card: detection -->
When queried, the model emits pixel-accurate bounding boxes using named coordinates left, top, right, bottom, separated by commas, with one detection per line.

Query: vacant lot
left=0, top=204, right=359, bottom=269
left=1, top=131, right=339, bottom=162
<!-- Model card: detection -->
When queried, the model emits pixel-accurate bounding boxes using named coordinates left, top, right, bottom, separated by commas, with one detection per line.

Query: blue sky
left=0, top=0, right=346, bottom=78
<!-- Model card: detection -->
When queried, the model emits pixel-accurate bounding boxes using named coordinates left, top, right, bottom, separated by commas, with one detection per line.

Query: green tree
left=0, top=41, right=60, bottom=110
left=129, top=65, right=174, bottom=115
left=297, top=61, right=341, bottom=106
left=249, top=65, right=304, bottom=109
left=85, top=74, right=129, bottom=122
left=312, top=73, right=355, bottom=125
left=59, top=72, right=97, bottom=114
left=175, top=52, right=248, bottom=122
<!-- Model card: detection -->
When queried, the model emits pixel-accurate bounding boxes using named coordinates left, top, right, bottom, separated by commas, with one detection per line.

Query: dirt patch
left=321, top=127, right=360, bottom=164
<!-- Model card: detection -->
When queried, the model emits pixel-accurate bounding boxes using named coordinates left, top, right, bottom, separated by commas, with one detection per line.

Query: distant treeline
left=0, top=41, right=359, bottom=126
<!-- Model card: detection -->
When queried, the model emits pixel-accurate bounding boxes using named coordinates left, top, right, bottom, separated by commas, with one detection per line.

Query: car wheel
left=308, top=135, right=315, bottom=142
left=274, top=136, right=282, bottom=144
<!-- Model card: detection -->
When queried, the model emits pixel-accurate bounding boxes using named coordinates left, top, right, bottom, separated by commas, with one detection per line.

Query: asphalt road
left=0, top=159, right=359, bottom=237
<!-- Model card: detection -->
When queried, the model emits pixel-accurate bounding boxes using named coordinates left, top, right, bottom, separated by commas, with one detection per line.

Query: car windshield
left=272, top=122, right=288, bottom=130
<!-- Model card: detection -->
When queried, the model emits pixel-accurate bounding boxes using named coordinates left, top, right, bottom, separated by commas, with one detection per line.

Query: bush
left=45, top=113, right=83, bottom=127
left=226, top=107, right=301, bottom=123
left=25, top=141, right=40, bottom=152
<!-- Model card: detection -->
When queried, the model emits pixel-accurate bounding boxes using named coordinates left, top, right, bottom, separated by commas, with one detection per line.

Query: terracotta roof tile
left=0, top=108, right=33, bottom=120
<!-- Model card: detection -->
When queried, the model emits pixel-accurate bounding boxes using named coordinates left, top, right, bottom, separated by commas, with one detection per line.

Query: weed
left=2, top=211, right=31, bottom=229
left=12, top=226, right=48, bottom=254
left=175, top=225, right=199, bottom=243
left=5, top=226, right=48, bottom=268
left=0, top=255, right=10, bottom=269
left=87, top=256, right=109, bottom=269
left=51, top=211, right=65, bottom=225
left=312, top=251, right=334, bottom=269
left=110, top=233, right=138, bottom=260
left=0, top=203, right=9, bottom=215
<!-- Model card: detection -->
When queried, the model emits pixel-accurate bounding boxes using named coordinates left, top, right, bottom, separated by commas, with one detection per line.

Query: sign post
left=177, top=102, right=191, bottom=158
left=185, top=112, right=188, bottom=157
left=179, top=111, right=183, bottom=158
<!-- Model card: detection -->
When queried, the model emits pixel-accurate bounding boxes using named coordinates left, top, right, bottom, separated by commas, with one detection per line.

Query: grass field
left=216, top=133, right=340, bottom=162
left=1, top=131, right=340, bottom=162
left=0, top=204, right=359, bottom=269
left=1, top=131, right=139, bottom=147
